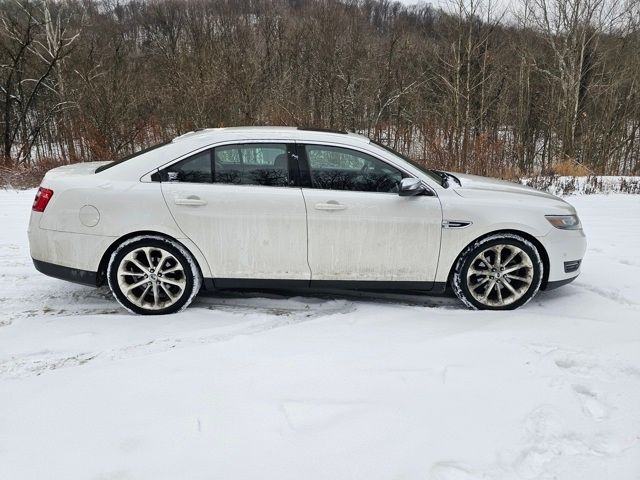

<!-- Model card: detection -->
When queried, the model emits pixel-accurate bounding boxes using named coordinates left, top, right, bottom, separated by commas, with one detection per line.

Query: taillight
left=32, top=187, right=54, bottom=212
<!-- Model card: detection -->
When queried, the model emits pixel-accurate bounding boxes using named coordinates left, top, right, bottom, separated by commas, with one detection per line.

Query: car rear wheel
left=452, top=233, right=543, bottom=310
left=107, top=235, right=201, bottom=315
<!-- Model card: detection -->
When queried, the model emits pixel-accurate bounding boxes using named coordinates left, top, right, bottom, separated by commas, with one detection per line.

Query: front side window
left=370, top=140, right=444, bottom=186
left=214, top=144, right=289, bottom=187
left=305, top=145, right=403, bottom=193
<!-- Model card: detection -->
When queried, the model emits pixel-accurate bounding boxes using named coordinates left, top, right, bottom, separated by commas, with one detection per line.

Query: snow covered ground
left=522, top=176, right=640, bottom=196
left=1, top=189, right=639, bottom=480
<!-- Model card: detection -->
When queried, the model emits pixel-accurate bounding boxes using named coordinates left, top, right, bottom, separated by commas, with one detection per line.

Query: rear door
left=299, top=143, right=442, bottom=286
left=160, top=143, right=310, bottom=282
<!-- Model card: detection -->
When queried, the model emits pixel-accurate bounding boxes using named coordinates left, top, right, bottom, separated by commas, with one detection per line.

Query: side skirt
left=205, top=278, right=449, bottom=295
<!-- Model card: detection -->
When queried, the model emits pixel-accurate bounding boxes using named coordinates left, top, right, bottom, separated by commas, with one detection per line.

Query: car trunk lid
left=43, top=161, right=111, bottom=180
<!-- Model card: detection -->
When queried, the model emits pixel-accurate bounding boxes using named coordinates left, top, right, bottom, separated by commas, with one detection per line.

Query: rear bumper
left=29, top=212, right=115, bottom=273
left=32, top=259, right=99, bottom=287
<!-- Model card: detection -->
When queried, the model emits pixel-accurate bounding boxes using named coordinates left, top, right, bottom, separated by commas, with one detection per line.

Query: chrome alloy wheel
left=466, top=244, right=534, bottom=307
left=116, top=246, right=187, bottom=310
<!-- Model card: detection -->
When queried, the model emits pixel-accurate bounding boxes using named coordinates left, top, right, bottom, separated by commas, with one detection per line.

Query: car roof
left=170, top=126, right=371, bottom=148
left=97, top=126, right=386, bottom=180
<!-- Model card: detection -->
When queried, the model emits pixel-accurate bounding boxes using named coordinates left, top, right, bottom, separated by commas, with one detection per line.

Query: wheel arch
left=446, top=229, right=550, bottom=290
left=96, top=231, right=205, bottom=287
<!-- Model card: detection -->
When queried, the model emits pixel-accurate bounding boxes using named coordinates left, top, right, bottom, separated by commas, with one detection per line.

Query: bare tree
left=0, top=0, right=79, bottom=165
left=0, top=0, right=638, bottom=177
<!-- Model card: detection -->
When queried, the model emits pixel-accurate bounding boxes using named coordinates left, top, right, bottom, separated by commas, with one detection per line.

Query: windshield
left=370, top=140, right=444, bottom=186
left=95, top=140, right=171, bottom=173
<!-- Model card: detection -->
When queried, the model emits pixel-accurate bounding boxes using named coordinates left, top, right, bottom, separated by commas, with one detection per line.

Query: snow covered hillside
left=1, top=190, right=639, bottom=480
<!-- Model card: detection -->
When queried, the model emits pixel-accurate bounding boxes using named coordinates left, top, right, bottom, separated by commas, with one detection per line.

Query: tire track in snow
left=572, top=281, right=639, bottom=307
left=508, top=405, right=636, bottom=479
left=426, top=344, right=640, bottom=479
left=0, top=299, right=356, bottom=379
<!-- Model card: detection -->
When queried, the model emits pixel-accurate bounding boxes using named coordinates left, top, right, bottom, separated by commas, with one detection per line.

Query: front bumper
left=543, top=275, right=579, bottom=291
left=539, top=226, right=586, bottom=287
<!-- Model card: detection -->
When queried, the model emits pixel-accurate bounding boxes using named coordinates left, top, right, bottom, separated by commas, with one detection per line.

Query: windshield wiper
left=430, top=170, right=449, bottom=188
left=430, top=170, right=462, bottom=188
left=445, top=172, right=462, bottom=186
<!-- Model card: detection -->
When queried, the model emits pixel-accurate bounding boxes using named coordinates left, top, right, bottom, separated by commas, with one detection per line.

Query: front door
left=160, top=143, right=310, bottom=281
left=299, top=144, right=442, bottom=286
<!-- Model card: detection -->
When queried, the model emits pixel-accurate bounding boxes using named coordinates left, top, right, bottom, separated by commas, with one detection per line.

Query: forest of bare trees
left=1, top=0, right=639, bottom=179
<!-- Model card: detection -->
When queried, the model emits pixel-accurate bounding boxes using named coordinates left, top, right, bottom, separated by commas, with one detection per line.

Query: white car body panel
left=162, top=182, right=309, bottom=280
left=432, top=175, right=586, bottom=284
left=302, top=188, right=442, bottom=282
left=29, top=166, right=212, bottom=278
left=29, top=215, right=210, bottom=279
left=27, top=126, right=587, bottom=297
left=28, top=216, right=114, bottom=272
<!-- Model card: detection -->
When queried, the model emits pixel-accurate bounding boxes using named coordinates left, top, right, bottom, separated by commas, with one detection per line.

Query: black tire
left=452, top=233, right=543, bottom=310
left=107, top=235, right=202, bottom=315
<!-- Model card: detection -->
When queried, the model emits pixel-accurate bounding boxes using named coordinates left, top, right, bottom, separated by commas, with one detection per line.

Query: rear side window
left=159, top=144, right=289, bottom=187
left=214, top=144, right=289, bottom=187
left=163, top=150, right=212, bottom=183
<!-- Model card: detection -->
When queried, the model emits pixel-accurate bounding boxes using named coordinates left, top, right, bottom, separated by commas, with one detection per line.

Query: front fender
left=434, top=221, right=548, bottom=283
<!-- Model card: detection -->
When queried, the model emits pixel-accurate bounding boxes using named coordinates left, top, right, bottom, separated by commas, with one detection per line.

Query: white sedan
left=28, top=127, right=586, bottom=314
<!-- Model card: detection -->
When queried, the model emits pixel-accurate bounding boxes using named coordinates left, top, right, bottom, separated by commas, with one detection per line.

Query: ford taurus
left=28, top=127, right=586, bottom=314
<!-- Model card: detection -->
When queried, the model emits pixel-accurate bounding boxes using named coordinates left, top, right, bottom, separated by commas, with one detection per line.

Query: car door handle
left=174, top=195, right=207, bottom=206
left=315, top=201, right=346, bottom=211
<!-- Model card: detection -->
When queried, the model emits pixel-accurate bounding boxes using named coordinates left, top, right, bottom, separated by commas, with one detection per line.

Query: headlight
left=545, top=214, right=581, bottom=230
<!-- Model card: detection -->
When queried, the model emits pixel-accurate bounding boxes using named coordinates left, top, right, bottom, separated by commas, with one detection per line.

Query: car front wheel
left=107, top=235, right=201, bottom=315
left=452, top=233, right=543, bottom=310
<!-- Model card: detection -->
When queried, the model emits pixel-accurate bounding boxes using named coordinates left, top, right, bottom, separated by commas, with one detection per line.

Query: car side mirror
left=399, top=177, right=425, bottom=197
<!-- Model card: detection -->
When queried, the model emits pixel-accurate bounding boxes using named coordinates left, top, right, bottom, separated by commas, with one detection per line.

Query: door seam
left=159, top=181, right=215, bottom=278
left=299, top=187, right=314, bottom=283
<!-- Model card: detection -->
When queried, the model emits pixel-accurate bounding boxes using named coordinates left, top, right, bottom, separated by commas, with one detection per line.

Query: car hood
left=450, top=172, right=559, bottom=201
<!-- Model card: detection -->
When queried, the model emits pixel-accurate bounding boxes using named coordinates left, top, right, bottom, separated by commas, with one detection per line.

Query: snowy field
left=1, top=189, right=639, bottom=480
